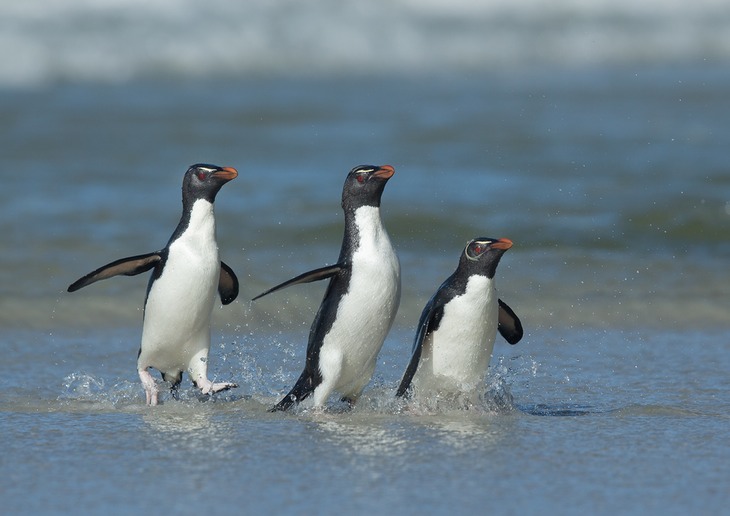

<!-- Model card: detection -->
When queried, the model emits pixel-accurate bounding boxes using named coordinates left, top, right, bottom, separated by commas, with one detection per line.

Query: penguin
left=253, top=164, right=401, bottom=411
left=395, top=237, right=523, bottom=399
left=67, top=164, right=240, bottom=406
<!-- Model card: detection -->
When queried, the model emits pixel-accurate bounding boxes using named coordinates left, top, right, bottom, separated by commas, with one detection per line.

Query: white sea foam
left=1, top=0, right=728, bottom=86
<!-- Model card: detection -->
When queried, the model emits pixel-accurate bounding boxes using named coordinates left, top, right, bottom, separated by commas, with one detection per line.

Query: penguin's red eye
left=474, top=246, right=482, bottom=254
left=356, top=175, right=365, bottom=183
left=196, top=172, right=206, bottom=180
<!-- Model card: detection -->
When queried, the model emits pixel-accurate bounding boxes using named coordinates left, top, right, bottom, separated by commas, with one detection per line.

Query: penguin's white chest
left=417, top=275, right=498, bottom=392
left=318, top=206, right=401, bottom=396
left=139, top=200, right=220, bottom=372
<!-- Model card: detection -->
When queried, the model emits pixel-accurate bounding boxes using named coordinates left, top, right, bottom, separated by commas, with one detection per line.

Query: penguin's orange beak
left=213, top=167, right=238, bottom=181
left=372, top=165, right=395, bottom=180
left=491, top=238, right=513, bottom=250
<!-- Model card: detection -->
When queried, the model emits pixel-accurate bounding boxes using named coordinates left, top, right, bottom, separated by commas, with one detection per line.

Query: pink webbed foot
left=139, top=369, right=159, bottom=406
left=197, top=379, right=238, bottom=396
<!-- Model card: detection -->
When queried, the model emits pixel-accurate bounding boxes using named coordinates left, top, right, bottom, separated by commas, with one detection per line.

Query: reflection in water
left=291, top=373, right=520, bottom=461
left=314, top=415, right=410, bottom=459
left=141, top=405, right=236, bottom=460
left=422, top=415, right=504, bottom=450
left=309, top=399, right=514, bottom=464
left=135, top=403, right=238, bottom=468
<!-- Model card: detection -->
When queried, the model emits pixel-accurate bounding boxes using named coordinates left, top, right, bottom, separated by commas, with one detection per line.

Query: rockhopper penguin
left=67, top=164, right=240, bottom=405
left=396, top=237, right=522, bottom=400
left=254, top=164, right=401, bottom=411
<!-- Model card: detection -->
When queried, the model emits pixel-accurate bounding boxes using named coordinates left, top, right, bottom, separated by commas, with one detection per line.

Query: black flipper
left=218, top=261, right=239, bottom=305
left=252, top=263, right=346, bottom=301
left=67, top=252, right=162, bottom=292
left=395, top=300, right=444, bottom=398
left=268, top=370, right=318, bottom=412
left=498, top=299, right=523, bottom=345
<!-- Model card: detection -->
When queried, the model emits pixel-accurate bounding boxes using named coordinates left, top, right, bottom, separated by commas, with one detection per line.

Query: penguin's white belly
left=415, top=276, right=498, bottom=393
left=138, top=202, right=219, bottom=375
left=318, top=206, right=401, bottom=398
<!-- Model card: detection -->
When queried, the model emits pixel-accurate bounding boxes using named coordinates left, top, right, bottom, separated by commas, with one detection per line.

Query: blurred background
left=2, top=0, right=729, bottom=84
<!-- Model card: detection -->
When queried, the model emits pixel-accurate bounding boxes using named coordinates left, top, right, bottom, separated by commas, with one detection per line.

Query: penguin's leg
left=338, top=361, right=376, bottom=408
left=340, top=396, right=357, bottom=409
left=162, top=371, right=183, bottom=400
left=187, top=348, right=238, bottom=397
left=338, top=378, right=365, bottom=408
left=138, top=369, right=159, bottom=406
left=311, top=348, right=343, bottom=408
left=338, top=386, right=367, bottom=410
left=339, top=387, right=365, bottom=408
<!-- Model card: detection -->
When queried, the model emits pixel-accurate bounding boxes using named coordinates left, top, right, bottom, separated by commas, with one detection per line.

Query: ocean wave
left=2, top=0, right=729, bottom=86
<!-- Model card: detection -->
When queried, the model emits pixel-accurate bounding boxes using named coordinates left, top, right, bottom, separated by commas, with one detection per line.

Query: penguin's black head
left=341, top=164, right=395, bottom=210
left=182, top=163, right=238, bottom=205
left=461, top=237, right=513, bottom=279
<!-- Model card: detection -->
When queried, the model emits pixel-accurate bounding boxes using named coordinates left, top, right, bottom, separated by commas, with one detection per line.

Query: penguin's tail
left=268, top=372, right=316, bottom=412
left=268, top=394, right=298, bottom=412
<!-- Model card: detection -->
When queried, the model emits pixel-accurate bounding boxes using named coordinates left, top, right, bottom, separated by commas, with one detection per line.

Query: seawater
left=3, top=70, right=728, bottom=332
left=2, top=1, right=730, bottom=514
left=3, top=327, right=729, bottom=514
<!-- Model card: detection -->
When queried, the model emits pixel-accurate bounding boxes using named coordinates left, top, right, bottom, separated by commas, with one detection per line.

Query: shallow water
left=2, top=328, right=729, bottom=514
left=2, top=1, right=730, bottom=514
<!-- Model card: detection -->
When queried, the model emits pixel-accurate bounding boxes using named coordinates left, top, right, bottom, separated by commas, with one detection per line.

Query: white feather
left=313, top=205, right=401, bottom=405
left=413, top=275, right=499, bottom=394
left=137, top=199, right=220, bottom=380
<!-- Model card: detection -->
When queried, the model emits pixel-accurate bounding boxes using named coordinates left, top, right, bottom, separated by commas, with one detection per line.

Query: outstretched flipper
left=497, top=299, right=523, bottom=345
left=395, top=297, right=444, bottom=398
left=252, top=263, right=345, bottom=301
left=218, top=261, right=239, bottom=305
left=67, top=252, right=162, bottom=292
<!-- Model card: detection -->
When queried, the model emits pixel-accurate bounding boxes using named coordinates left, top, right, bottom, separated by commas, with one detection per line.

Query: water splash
left=58, top=372, right=142, bottom=408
